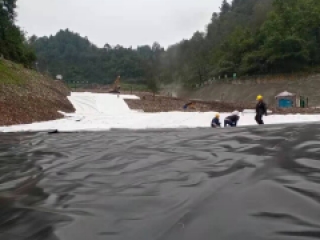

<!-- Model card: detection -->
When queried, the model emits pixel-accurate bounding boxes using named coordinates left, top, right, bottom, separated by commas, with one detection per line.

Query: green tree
left=0, top=0, right=35, bottom=67
left=220, top=0, right=231, bottom=14
left=32, top=30, right=165, bottom=86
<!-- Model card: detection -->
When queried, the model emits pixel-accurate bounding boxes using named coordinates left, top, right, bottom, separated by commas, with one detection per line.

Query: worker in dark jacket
left=224, top=111, right=240, bottom=127
left=255, top=95, right=267, bottom=125
left=211, top=113, right=221, bottom=128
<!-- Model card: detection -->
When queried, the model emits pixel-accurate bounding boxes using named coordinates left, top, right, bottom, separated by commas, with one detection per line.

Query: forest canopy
left=6, top=0, right=320, bottom=88
left=31, top=30, right=164, bottom=85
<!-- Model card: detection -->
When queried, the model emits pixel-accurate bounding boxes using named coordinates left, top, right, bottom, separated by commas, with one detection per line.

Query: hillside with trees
left=0, top=0, right=35, bottom=67
left=164, top=0, right=320, bottom=87
left=31, top=30, right=164, bottom=88
left=31, top=0, right=320, bottom=89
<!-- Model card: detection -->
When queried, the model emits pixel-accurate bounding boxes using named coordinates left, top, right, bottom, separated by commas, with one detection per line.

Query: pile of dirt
left=0, top=60, right=74, bottom=126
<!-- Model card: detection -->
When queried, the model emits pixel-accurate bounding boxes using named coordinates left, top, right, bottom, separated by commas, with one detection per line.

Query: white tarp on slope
left=68, top=92, right=139, bottom=115
left=0, top=92, right=319, bottom=132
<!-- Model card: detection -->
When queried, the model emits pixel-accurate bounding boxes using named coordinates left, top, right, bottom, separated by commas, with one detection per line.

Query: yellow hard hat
left=256, top=95, right=263, bottom=101
left=215, top=112, right=220, bottom=118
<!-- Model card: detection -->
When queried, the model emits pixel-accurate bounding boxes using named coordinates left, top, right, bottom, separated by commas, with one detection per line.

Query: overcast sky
left=16, top=0, right=221, bottom=48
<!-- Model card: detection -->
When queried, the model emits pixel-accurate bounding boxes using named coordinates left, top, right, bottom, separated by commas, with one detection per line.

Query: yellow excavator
left=109, top=76, right=121, bottom=93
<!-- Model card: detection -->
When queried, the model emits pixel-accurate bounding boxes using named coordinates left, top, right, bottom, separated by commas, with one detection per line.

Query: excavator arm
left=109, top=76, right=121, bottom=93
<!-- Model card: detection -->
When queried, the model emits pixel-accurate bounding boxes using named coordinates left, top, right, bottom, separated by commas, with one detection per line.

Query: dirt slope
left=0, top=60, right=74, bottom=126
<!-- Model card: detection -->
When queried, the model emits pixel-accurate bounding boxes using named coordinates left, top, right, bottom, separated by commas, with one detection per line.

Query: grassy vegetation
left=66, top=82, right=150, bottom=92
left=0, top=59, right=26, bottom=85
left=121, top=83, right=149, bottom=92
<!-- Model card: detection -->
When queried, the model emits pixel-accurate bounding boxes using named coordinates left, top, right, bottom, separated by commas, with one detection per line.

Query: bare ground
left=177, top=76, right=320, bottom=107
left=0, top=60, right=74, bottom=126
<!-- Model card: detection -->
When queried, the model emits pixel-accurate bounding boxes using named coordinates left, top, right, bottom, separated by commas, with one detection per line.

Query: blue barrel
left=278, top=98, right=293, bottom=108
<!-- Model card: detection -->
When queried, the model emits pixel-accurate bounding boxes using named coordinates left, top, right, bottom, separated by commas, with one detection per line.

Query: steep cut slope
left=177, top=75, right=320, bottom=108
left=0, top=60, right=74, bottom=125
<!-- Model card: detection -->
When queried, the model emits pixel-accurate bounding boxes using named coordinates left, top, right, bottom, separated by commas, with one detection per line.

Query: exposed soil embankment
left=124, top=94, right=248, bottom=112
left=177, top=75, right=320, bottom=107
left=0, top=60, right=74, bottom=126
left=124, top=93, right=320, bottom=114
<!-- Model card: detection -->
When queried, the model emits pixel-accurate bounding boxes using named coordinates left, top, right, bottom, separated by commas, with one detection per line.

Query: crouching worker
left=211, top=113, right=221, bottom=128
left=224, top=111, right=240, bottom=127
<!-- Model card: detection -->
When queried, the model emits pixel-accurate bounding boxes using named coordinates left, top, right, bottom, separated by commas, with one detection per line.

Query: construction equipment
left=109, top=76, right=121, bottom=93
